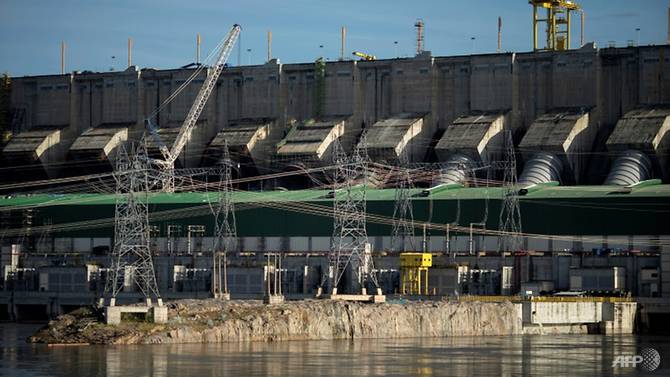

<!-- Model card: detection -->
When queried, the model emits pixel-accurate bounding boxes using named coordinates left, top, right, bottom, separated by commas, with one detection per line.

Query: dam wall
left=4, top=45, right=670, bottom=182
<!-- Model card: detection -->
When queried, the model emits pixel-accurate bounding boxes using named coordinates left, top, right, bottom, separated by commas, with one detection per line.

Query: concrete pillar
left=105, top=306, right=121, bottom=325
left=302, top=265, right=310, bottom=294
left=152, top=306, right=168, bottom=323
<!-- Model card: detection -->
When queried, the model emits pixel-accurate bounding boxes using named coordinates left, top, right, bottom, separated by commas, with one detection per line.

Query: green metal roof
left=2, top=184, right=669, bottom=238
left=3, top=184, right=670, bottom=208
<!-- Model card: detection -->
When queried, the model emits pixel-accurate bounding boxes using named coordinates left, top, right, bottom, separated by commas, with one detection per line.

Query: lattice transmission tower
left=391, top=150, right=416, bottom=252
left=211, top=140, right=236, bottom=299
left=498, top=130, right=522, bottom=252
left=327, top=135, right=379, bottom=295
left=100, top=140, right=161, bottom=307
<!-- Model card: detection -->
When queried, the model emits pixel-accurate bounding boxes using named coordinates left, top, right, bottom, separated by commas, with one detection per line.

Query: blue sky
left=1, top=0, right=668, bottom=76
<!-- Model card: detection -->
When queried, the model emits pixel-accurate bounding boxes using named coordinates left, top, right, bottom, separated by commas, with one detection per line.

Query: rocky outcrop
left=29, top=299, right=522, bottom=345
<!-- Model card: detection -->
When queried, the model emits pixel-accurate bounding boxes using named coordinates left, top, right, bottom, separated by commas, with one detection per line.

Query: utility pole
left=237, top=32, right=242, bottom=67
left=636, top=28, right=641, bottom=46
left=127, top=38, right=133, bottom=68
left=60, top=41, right=65, bottom=75
left=196, top=33, right=201, bottom=64
left=340, top=26, right=346, bottom=61
left=580, top=11, right=585, bottom=47
left=497, top=17, right=502, bottom=53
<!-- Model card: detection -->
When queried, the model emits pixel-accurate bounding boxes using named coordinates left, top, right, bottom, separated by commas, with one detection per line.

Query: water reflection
left=1, top=324, right=669, bottom=376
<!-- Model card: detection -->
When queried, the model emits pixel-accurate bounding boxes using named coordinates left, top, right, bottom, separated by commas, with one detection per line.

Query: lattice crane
left=148, top=24, right=241, bottom=192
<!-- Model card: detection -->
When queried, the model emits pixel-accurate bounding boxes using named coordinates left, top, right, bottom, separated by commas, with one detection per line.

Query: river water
left=1, top=324, right=669, bottom=376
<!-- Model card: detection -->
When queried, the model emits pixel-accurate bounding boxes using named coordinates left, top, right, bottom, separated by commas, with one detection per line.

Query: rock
left=29, top=299, right=523, bottom=345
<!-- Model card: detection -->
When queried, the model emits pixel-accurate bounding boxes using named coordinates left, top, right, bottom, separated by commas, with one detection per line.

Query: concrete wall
left=11, top=74, right=72, bottom=131
left=6, top=45, right=670, bottom=180
left=523, top=301, right=603, bottom=324
left=522, top=301, right=636, bottom=334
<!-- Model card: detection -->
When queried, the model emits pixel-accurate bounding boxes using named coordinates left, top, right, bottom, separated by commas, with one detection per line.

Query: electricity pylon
left=498, top=130, right=522, bottom=252
left=211, top=140, right=236, bottom=299
left=328, top=134, right=379, bottom=295
left=391, top=150, right=416, bottom=252
left=101, top=139, right=161, bottom=307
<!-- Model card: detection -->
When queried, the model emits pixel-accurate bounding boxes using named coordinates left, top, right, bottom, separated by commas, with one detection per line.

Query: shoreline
left=27, top=298, right=637, bottom=345
left=29, top=299, right=524, bottom=345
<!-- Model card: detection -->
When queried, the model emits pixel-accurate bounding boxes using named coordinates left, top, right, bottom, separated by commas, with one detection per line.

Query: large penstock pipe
left=604, top=150, right=652, bottom=186
left=518, top=152, right=563, bottom=186
left=435, top=154, right=475, bottom=185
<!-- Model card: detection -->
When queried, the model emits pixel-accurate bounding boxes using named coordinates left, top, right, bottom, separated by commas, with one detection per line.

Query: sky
left=0, top=0, right=669, bottom=76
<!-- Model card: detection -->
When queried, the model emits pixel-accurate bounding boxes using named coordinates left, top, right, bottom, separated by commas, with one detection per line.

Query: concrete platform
left=214, top=292, right=231, bottom=300
left=325, top=294, right=386, bottom=303
left=104, top=305, right=168, bottom=325
left=263, top=295, right=285, bottom=304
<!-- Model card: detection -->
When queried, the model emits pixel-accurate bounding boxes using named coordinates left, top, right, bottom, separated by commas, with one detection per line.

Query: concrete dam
left=2, top=44, right=670, bottom=186
left=2, top=43, right=670, bottom=329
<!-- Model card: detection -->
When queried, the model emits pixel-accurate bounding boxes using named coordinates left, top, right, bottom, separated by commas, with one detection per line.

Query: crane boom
left=352, top=51, right=376, bottom=61
left=167, top=24, right=241, bottom=165
left=151, top=24, right=240, bottom=192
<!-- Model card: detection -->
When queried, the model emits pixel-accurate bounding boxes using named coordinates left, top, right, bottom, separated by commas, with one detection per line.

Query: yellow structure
left=529, top=0, right=581, bottom=51
left=352, top=51, right=376, bottom=61
left=399, top=253, right=432, bottom=295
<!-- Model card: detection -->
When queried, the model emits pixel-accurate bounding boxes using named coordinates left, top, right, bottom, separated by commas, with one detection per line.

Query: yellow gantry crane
left=529, top=0, right=582, bottom=51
